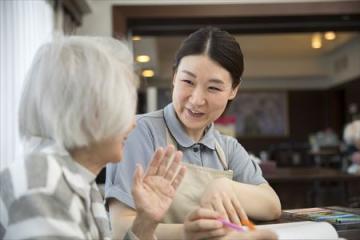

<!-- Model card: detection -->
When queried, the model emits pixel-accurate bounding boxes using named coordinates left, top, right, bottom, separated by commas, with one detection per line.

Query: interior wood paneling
left=113, top=1, right=360, bottom=37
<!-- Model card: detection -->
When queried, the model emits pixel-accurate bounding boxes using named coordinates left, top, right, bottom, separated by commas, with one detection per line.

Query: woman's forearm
left=111, top=213, right=184, bottom=240
left=231, top=182, right=281, bottom=220
left=155, top=223, right=184, bottom=240
left=110, top=209, right=184, bottom=240
left=110, top=200, right=185, bottom=240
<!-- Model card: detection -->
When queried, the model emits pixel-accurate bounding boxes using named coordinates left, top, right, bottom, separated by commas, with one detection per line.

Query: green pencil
left=336, top=217, right=360, bottom=223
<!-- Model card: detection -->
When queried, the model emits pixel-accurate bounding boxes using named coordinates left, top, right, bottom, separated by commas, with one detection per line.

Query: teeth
left=190, top=110, right=201, bottom=114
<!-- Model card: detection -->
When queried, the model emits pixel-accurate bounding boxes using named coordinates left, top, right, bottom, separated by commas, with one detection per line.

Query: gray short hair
left=19, top=36, right=138, bottom=149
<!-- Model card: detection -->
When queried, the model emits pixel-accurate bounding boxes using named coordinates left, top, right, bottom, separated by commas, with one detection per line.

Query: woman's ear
left=229, top=85, right=240, bottom=100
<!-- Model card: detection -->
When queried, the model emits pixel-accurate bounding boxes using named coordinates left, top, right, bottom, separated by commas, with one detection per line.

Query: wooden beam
left=112, top=1, right=360, bottom=36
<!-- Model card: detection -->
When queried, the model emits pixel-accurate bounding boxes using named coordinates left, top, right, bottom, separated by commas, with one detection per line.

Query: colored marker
left=242, top=219, right=256, bottom=231
left=316, top=214, right=354, bottom=221
left=218, top=219, right=245, bottom=232
left=336, top=217, right=360, bottom=223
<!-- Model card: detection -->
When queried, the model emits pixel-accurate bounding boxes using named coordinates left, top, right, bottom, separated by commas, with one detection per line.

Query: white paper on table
left=257, top=221, right=339, bottom=240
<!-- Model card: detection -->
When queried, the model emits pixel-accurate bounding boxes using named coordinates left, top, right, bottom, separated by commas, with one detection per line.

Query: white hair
left=343, top=120, right=360, bottom=145
left=19, top=36, right=138, bottom=149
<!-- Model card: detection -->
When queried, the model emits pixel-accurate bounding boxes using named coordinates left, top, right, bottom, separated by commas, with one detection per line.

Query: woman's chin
left=182, top=115, right=204, bottom=127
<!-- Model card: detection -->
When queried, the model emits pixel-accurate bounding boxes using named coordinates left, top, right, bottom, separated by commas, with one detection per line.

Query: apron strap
left=165, top=126, right=178, bottom=150
left=215, top=141, right=228, bottom=170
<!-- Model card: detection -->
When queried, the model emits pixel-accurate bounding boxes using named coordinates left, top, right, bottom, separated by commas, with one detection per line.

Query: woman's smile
left=185, top=107, right=205, bottom=119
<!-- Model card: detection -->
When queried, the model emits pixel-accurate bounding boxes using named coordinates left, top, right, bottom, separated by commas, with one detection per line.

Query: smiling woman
left=106, top=26, right=281, bottom=240
left=172, top=55, right=238, bottom=141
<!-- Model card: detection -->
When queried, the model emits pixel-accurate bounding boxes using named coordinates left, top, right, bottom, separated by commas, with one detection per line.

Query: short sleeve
left=225, top=136, right=267, bottom=185
left=105, top=119, right=156, bottom=209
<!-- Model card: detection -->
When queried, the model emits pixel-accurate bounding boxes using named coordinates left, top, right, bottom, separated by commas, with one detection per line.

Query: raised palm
left=132, top=145, right=186, bottom=222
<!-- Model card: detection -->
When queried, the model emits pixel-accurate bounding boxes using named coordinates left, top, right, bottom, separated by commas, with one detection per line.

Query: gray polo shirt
left=105, top=103, right=266, bottom=209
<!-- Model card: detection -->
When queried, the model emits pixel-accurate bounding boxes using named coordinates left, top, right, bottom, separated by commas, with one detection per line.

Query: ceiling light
left=312, top=33, right=322, bottom=49
left=136, top=55, right=150, bottom=63
left=324, top=31, right=336, bottom=41
left=142, top=69, right=154, bottom=78
left=132, top=36, right=141, bottom=41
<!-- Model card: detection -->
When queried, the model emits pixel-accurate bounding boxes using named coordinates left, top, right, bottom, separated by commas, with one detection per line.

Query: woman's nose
left=189, top=87, right=206, bottom=106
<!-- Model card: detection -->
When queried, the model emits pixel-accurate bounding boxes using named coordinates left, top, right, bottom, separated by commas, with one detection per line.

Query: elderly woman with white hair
left=0, top=36, right=186, bottom=240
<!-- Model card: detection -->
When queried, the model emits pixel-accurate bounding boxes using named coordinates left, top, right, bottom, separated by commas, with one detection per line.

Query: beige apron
left=163, top=124, right=234, bottom=223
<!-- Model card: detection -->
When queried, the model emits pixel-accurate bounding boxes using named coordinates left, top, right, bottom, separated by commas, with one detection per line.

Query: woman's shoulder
left=213, top=130, right=247, bottom=153
left=136, top=109, right=165, bottom=126
left=8, top=152, right=62, bottom=191
left=0, top=152, right=65, bottom=205
left=138, top=109, right=164, bottom=119
left=123, top=109, right=168, bottom=149
left=134, top=110, right=167, bottom=138
left=213, top=130, right=238, bottom=145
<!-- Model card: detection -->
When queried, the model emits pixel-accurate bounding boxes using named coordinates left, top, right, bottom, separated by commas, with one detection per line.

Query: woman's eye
left=182, top=80, right=193, bottom=85
left=209, top=86, right=221, bottom=91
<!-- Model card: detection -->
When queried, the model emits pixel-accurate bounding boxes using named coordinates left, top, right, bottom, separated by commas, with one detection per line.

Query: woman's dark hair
left=173, top=26, right=244, bottom=89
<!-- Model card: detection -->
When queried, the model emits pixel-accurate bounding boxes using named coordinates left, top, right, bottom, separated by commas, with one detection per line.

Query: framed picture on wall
left=226, top=91, right=289, bottom=137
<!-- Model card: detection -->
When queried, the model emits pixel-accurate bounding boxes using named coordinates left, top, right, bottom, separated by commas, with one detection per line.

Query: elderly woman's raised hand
left=131, top=145, right=186, bottom=237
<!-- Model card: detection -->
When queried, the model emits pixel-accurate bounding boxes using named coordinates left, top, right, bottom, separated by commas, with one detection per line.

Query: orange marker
left=242, top=219, right=256, bottom=231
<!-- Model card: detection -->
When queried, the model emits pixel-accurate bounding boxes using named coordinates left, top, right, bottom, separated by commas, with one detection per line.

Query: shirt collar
left=164, top=103, right=216, bottom=150
left=25, top=136, right=96, bottom=184
left=73, top=161, right=97, bottom=184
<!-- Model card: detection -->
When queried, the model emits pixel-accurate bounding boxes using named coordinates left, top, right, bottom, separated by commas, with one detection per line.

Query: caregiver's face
left=172, top=55, right=238, bottom=138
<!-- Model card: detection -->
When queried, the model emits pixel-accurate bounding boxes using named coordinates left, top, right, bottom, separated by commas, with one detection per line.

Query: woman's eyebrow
left=181, top=70, right=196, bottom=78
left=209, top=79, right=225, bottom=85
left=181, top=70, right=225, bottom=85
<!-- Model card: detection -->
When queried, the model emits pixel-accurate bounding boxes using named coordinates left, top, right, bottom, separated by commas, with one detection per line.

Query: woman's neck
left=185, top=128, right=205, bottom=142
left=69, top=148, right=104, bottom=176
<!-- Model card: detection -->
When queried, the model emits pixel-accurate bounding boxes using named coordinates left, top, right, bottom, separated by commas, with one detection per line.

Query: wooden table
left=256, top=207, right=360, bottom=240
left=264, top=167, right=359, bottom=182
left=263, top=167, right=360, bottom=208
left=309, top=149, right=342, bottom=167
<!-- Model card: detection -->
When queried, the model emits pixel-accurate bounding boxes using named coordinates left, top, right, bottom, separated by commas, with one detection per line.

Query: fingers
left=132, top=165, right=144, bottom=200
left=164, top=151, right=182, bottom=180
left=200, top=180, right=248, bottom=227
left=186, top=218, right=223, bottom=232
left=187, top=208, right=221, bottom=222
left=133, top=164, right=144, bottom=187
left=232, top=198, right=249, bottom=224
left=171, top=165, right=186, bottom=190
left=223, top=196, right=241, bottom=225
left=147, top=145, right=185, bottom=186
left=211, top=195, right=229, bottom=222
left=156, top=145, right=176, bottom=176
left=146, top=147, right=165, bottom=176
left=212, top=197, right=248, bottom=226
left=185, top=208, right=227, bottom=240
